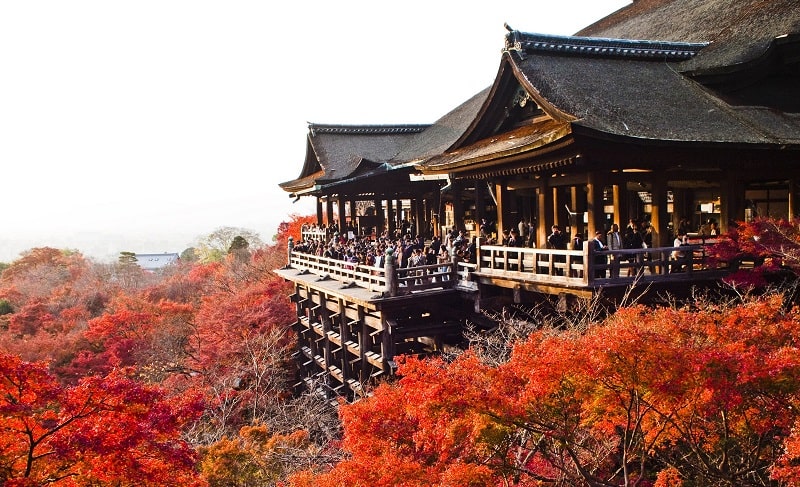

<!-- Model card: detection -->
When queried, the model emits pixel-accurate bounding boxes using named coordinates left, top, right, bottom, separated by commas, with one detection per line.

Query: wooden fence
left=474, top=239, right=727, bottom=286
left=287, top=238, right=457, bottom=297
left=286, top=237, right=730, bottom=296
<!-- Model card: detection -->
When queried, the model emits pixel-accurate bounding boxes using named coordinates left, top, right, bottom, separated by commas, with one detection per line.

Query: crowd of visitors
left=293, top=224, right=477, bottom=271
left=295, top=216, right=706, bottom=279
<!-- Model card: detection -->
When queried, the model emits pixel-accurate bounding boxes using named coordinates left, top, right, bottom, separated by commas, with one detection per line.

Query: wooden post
left=453, top=182, right=465, bottom=231
left=612, top=183, right=626, bottom=228
left=475, top=237, right=482, bottom=272
left=387, top=199, right=395, bottom=235
left=650, top=173, right=668, bottom=247
left=474, top=182, right=486, bottom=232
left=338, top=196, right=347, bottom=234
left=583, top=240, right=591, bottom=285
left=537, top=185, right=548, bottom=248
left=552, top=186, right=561, bottom=229
left=384, top=248, right=398, bottom=297
left=349, top=198, right=357, bottom=233
left=325, top=198, right=333, bottom=229
left=586, top=175, right=603, bottom=238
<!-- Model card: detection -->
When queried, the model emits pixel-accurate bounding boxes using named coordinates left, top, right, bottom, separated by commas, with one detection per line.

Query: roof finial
left=504, top=22, right=514, bottom=32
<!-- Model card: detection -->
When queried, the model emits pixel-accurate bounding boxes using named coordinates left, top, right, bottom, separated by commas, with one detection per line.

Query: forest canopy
left=1, top=215, right=800, bottom=486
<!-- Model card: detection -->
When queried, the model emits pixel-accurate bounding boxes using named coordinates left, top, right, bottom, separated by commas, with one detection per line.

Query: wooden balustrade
left=286, top=236, right=731, bottom=296
left=474, top=240, right=727, bottom=286
left=287, top=245, right=457, bottom=297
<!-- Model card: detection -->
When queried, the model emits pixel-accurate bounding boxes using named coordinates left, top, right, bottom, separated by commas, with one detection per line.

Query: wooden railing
left=474, top=239, right=728, bottom=286
left=285, top=237, right=731, bottom=296
left=286, top=238, right=457, bottom=297
left=288, top=251, right=387, bottom=293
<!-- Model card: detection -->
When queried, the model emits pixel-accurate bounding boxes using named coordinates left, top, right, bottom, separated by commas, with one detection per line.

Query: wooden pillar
left=387, top=199, right=395, bottom=235
left=474, top=182, right=486, bottom=227
left=349, top=199, right=357, bottom=233
left=414, top=198, right=424, bottom=236
left=316, top=198, right=323, bottom=227
left=338, top=197, right=347, bottom=234
left=396, top=199, right=403, bottom=232
left=537, top=185, right=548, bottom=248
left=320, top=295, right=332, bottom=373
left=432, top=187, right=442, bottom=238
left=612, top=183, right=627, bottom=228
left=586, top=171, right=605, bottom=238
left=325, top=198, right=334, bottom=229
left=495, top=181, right=507, bottom=239
left=571, top=185, right=585, bottom=239
left=552, top=187, right=561, bottom=229
left=650, top=172, right=668, bottom=247
left=381, top=317, right=395, bottom=374
left=374, top=197, right=385, bottom=235
left=453, top=181, right=465, bottom=231
left=338, top=298, right=350, bottom=384
left=358, top=306, right=368, bottom=382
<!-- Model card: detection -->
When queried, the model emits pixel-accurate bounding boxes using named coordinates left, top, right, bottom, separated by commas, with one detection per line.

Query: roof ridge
left=505, top=31, right=709, bottom=61
left=308, top=123, right=430, bottom=135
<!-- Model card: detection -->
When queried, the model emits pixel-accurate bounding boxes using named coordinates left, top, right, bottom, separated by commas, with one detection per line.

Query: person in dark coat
left=592, top=230, right=607, bottom=278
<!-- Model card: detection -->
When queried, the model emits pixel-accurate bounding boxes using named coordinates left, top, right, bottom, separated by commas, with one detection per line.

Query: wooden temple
left=277, top=0, right=800, bottom=399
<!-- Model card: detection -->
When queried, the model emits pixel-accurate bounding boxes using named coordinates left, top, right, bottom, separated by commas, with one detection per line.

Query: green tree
left=196, top=227, right=263, bottom=263
left=118, top=251, right=138, bottom=266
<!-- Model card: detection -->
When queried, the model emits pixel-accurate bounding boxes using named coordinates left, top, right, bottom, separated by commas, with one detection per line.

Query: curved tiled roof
left=576, top=0, right=800, bottom=73
left=279, top=123, right=428, bottom=194
left=507, top=43, right=800, bottom=144
left=389, top=88, right=491, bottom=165
left=506, top=32, right=707, bottom=61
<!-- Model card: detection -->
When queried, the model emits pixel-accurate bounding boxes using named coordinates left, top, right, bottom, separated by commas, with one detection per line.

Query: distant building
left=134, top=253, right=180, bottom=271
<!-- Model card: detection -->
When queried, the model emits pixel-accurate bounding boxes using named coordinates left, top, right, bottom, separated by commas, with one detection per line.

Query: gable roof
left=506, top=32, right=800, bottom=144
left=279, top=124, right=428, bottom=195
left=576, top=0, right=800, bottom=74
left=418, top=1, right=800, bottom=175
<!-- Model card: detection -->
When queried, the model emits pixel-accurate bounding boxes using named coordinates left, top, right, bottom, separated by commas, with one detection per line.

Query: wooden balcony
left=280, top=236, right=732, bottom=302
left=470, top=240, right=729, bottom=293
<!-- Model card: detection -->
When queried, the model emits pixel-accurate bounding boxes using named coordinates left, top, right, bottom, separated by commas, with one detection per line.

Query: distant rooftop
left=134, top=253, right=180, bottom=271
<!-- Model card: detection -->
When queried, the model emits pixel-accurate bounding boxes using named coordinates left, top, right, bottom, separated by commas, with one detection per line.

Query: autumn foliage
left=0, top=353, right=204, bottom=486
left=710, top=217, right=800, bottom=288
left=4, top=217, right=800, bottom=486
left=290, top=294, right=800, bottom=487
left=0, top=217, right=328, bottom=485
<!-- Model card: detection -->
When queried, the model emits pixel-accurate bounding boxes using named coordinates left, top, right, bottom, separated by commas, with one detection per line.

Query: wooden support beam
left=586, top=171, right=605, bottom=237
left=326, top=198, right=334, bottom=228
left=495, top=181, right=507, bottom=239
left=650, top=172, right=668, bottom=247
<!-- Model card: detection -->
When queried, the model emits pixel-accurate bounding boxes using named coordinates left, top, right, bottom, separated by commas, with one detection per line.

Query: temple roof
left=576, top=0, right=800, bottom=74
left=283, top=0, right=800, bottom=187
left=279, top=124, right=428, bottom=195
left=418, top=0, right=800, bottom=174
left=506, top=32, right=800, bottom=144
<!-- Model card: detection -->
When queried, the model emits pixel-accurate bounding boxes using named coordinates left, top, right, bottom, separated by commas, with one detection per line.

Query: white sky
left=0, top=0, right=630, bottom=262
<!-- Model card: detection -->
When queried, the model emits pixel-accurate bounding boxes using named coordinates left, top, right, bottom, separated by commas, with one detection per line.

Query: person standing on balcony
left=548, top=225, right=567, bottom=276
left=592, top=231, right=607, bottom=278
left=547, top=225, right=567, bottom=250
left=607, top=223, right=622, bottom=278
